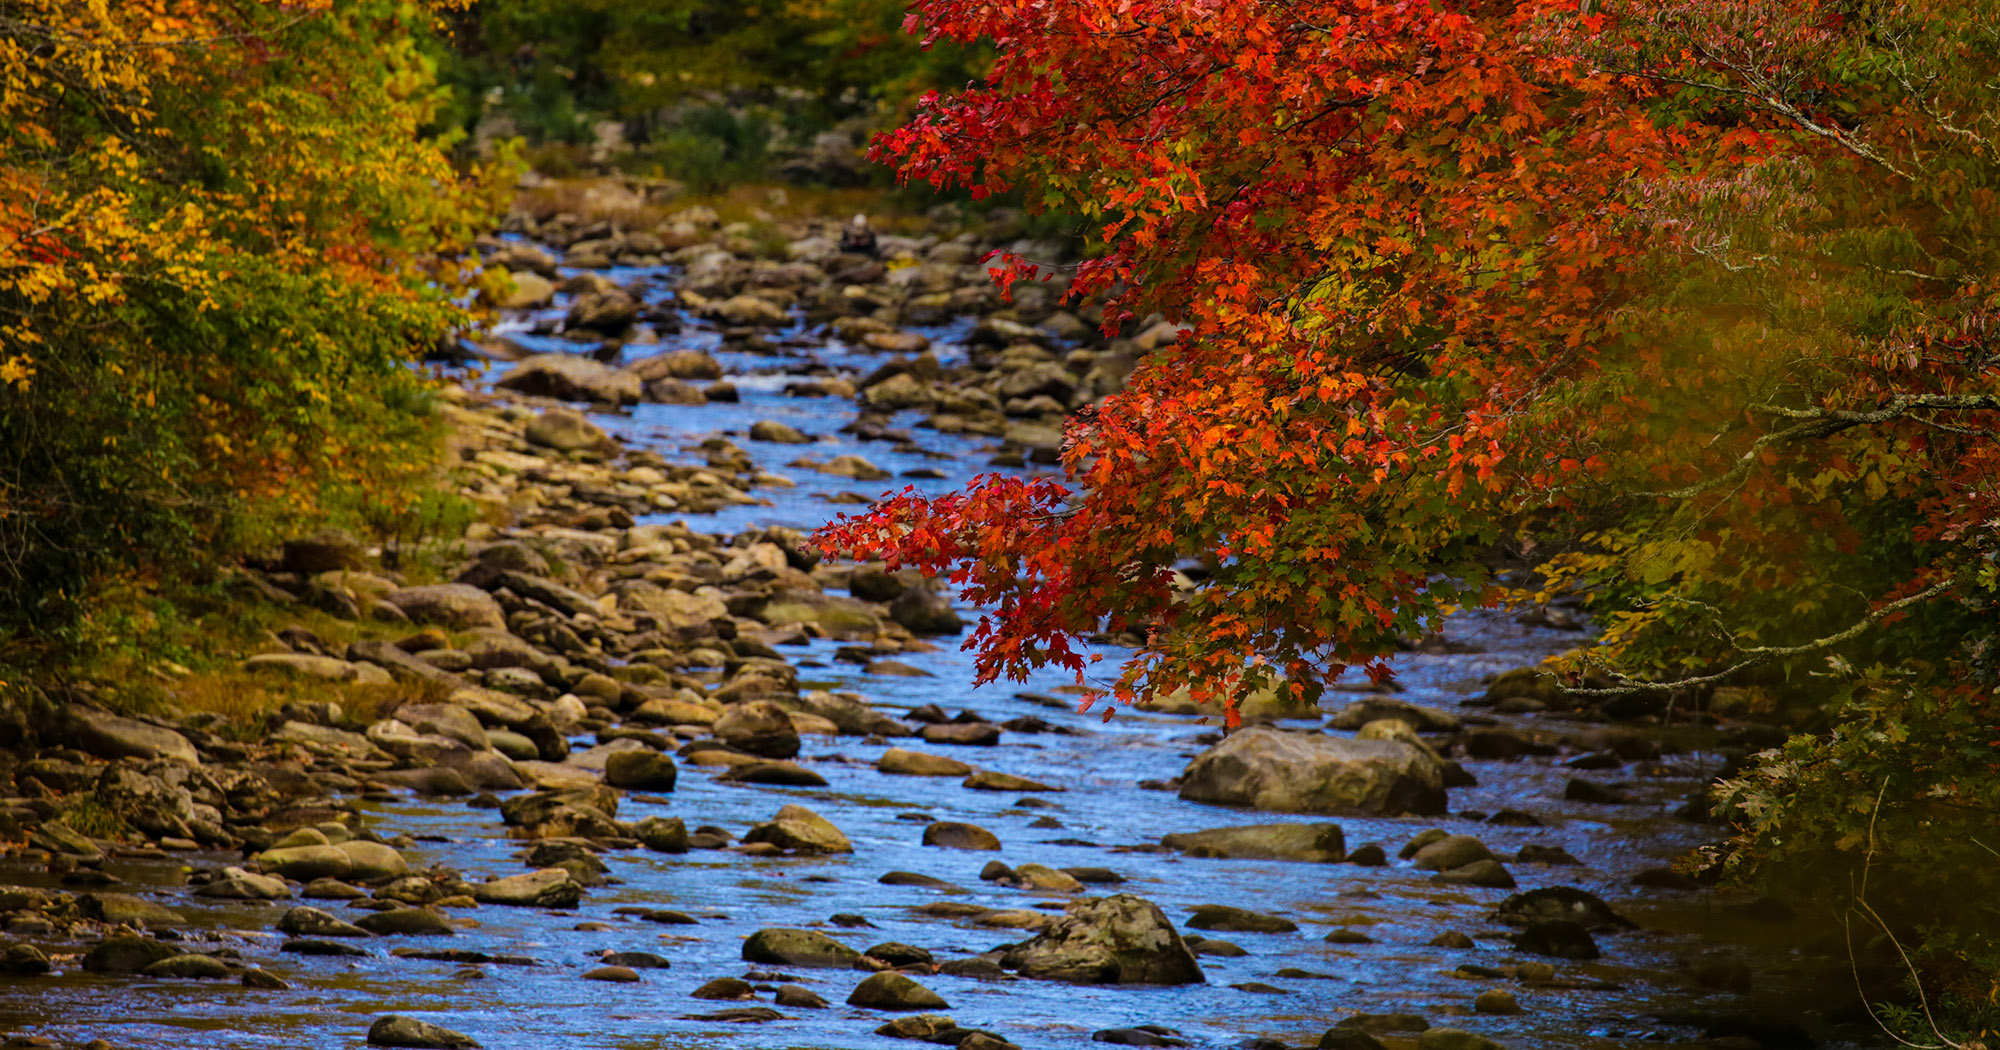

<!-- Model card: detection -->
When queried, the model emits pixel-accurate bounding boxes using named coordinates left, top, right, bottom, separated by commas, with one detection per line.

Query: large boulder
left=888, top=588, right=963, bottom=635
left=495, top=354, right=641, bottom=405
left=1001, top=894, right=1204, bottom=985
left=603, top=750, right=678, bottom=791
left=1159, top=823, right=1346, bottom=863
left=1177, top=727, right=1447, bottom=816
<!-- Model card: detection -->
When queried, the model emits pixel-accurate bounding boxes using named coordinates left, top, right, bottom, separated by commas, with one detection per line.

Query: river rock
left=1185, top=904, right=1297, bottom=933
left=604, top=750, right=679, bottom=790
left=584, top=965, right=640, bottom=983
left=385, top=584, right=507, bottom=631
left=473, top=869, right=581, bottom=908
left=636, top=816, right=689, bottom=853
left=367, top=1015, right=481, bottom=1049
left=1417, top=1029, right=1506, bottom=1050
left=749, top=420, right=812, bottom=444
left=197, top=866, right=291, bottom=900
left=1000, top=893, right=1204, bottom=984
left=879, top=748, right=972, bottom=776
left=1326, top=698, right=1461, bottom=732
left=277, top=906, right=371, bottom=938
left=1160, top=823, right=1346, bottom=862
left=1508, top=921, right=1599, bottom=959
left=693, top=977, right=755, bottom=999
left=497, top=353, right=640, bottom=405
left=743, top=804, right=852, bottom=853
left=339, top=841, right=409, bottom=880
left=1474, top=990, right=1523, bottom=1015
left=66, top=708, right=199, bottom=765
left=525, top=407, right=611, bottom=452
left=1177, top=727, right=1446, bottom=816
left=775, top=984, right=828, bottom=1008
left=83, top=935, right=181, bottom=973
left=922, top=821, right=1000, bottom=851
left=1, top=945, right=50, bottom=974
left=79, top=892, right=185, bottom=927
left=888, top=588, right=963, bottom=634
left=358, top=908, right=454, bottom=936
left=742, top=927, right=862, bottom=968
left=1434, top=860, right=1517, bottom=889
left=714, top=700, right=801, bottom=758
left=963, top=770, right=1059, bottom=791
left=258, top=844, right=354, bottom=881
left=848, top=971, right=949, bottom=1010
left=920, top=722, right=1000, bottom=746
left=1411, top=835, right=1495, bottom=870
left=145, top=953, right=231, bottom=979
left=1489, top=887, right=1633, bottom=931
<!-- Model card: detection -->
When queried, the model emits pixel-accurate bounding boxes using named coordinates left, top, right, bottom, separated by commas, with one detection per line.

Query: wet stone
left=584, top=965, right=641, bottom=983
left=847, top=970, right=949, bottom=1010
left=922, top=821, right=1000, bottom=851
left=693, top=977, right=756, bottom=1000
left=366, top=1015, right=481, bottom=1049
left=1185, top=904, right=1298, bottom=933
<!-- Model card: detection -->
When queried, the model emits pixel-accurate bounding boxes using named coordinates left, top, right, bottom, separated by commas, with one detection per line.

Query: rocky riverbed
left=0, top=184, right=1879, bottom=1050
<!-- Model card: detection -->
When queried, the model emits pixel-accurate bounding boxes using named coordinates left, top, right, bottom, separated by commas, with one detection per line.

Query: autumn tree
left=0, top=0, right=506, bottom=651
left=820, top=0, right=2000, bottom=1025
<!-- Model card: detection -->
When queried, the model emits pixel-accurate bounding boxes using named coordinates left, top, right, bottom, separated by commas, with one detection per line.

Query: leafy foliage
left=435, top=0, right=988, bottom=164
left=817, top=0, right=2000, bottom=1019
left=0, top=0, right=507, bottom=654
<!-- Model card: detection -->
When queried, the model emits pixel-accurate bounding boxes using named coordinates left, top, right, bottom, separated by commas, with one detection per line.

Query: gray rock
left=257, top=844, right=353, bottom=881
left=1412, top=835, right=1495, bottom=870
left=67, top=708, right=199, bottom=764
left=888, top=588, right=963, bottom=635
left=384, top=585, right=507, bottom=631
left=749, top=420, right=812, bottom=444
left=1160, top=823, right=1345, bottom=862
left=878, top=748, right=972, bottom=776
left=473, top=869, right=581, bottom=909
left=196, top=866, right=291, bottom=900
left=496, top=353, right=640, bottom=405
left=1185, top=904, right=1297, bottom=933
left=1177, top=727, right=1446, bottom=816
left=1489, top=887, right=1632, bottom=931
left=1326, top=698, right=1461, bottom=732
left=1001, top=893, right=1204, bottom=984
left=636, top=816, right=689, bottom=853
left=277, top=906, right=371, bottom=938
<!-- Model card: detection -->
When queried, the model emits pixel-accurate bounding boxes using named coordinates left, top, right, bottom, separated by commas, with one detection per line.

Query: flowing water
left=0, top=247, right=1874, bottom=1050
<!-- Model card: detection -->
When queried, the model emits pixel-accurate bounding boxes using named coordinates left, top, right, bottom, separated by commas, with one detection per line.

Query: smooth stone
left=473, top=869, right=581, bottom=909
left=366, top=1015, right=481, bottom=1048
left=1161, top=823, right=1346, bottom=862
left=143, top=954, right=231, bottom=979
left=847, top=971, right=949, bottom=1010
left=693, top=977, right=755, bottom=999
left=1178, top=727, right=1446, bottom=816
left=774, top=984, right=828, bottom=1008
left=878, top=748, right=972, bottom=777
left=742, top=928, right=862, bottom=968
left=742, top=804, right=852, bottom=853
left=1186, top=904, right=1297, bottom=933
left=257, top=845, right=353, bottom=881
left=277, top=906, right=371, bottom=938
left=584, top=965, right=641, bottom=983
left=1411, top=835, right=1495, bottom=870
left=357, top=908, right=454, bottom=936
left=604, top=750, right=679, bottom=791
left=1474, top=990, right=1523, bottom=1015
left=1417, top=1029, right=1506, bottom=1050
left=922, top=821, right=1000, bottom=851
left=963, top=770, right=1060, bottom=791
